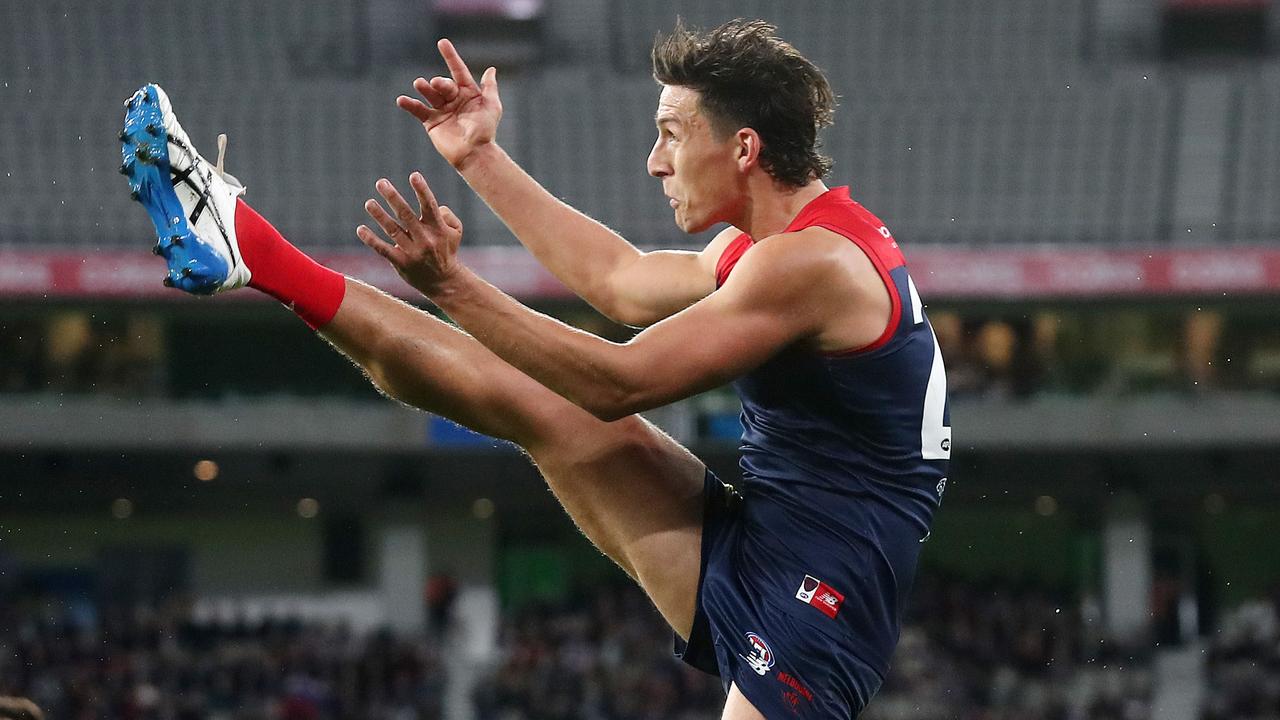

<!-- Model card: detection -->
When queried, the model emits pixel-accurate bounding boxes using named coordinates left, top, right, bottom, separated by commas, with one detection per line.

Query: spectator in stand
left=424, top=573, right=458, bottom=639
left=1201, top=596, right=1280, bottom=720
left=0, top=595, right=445, bottom=720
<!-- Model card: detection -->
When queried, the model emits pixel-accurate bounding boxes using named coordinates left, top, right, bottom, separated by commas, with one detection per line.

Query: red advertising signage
left=2, top=247, right=1279, bottom=301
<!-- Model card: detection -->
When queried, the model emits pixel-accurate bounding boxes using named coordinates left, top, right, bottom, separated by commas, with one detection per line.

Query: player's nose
left=646, top=140, right=670, bottom=178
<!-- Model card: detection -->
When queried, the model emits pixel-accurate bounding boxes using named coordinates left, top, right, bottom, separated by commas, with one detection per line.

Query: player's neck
left=738, top=179, right=829, bottom=240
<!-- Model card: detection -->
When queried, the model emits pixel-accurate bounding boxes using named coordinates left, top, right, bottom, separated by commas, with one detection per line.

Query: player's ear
left=734, top=128, right=762, bottom=173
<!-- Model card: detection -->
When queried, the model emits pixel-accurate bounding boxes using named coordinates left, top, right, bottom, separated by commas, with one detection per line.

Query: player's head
left=648, top=19, right=835, bottom=232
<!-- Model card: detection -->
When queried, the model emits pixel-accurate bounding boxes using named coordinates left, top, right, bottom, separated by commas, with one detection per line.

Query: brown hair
left=652, top=19, right=835, bottom=188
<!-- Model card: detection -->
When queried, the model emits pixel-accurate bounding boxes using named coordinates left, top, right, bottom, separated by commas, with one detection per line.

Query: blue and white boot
left=120, top=84, right=251, bottom=294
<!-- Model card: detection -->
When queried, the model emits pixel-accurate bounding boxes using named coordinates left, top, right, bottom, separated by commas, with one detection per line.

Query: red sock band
left=234, top=199, right=346, bottom=330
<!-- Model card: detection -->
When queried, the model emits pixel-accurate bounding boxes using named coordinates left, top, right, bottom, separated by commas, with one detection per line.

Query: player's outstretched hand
left=398, top=39, right=502, bottom=169
left=358, top=173, right=464, bottom=297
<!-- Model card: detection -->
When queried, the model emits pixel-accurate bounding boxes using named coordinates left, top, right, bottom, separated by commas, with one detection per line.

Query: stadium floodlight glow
left=297, top=498, right=320, bottom=519
left=193, top=459, right=219, bottom=482
left=1204, top=493, right=1227, bottom=515
left=111, top=498, right=134, bottom=520
left=1034, top=495, right=1058, bottom=517
left=472, top=497, right=495, bottom=520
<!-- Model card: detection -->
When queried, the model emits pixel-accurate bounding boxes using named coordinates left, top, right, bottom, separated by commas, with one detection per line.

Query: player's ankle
left=234, top=199, right=346, bottom=329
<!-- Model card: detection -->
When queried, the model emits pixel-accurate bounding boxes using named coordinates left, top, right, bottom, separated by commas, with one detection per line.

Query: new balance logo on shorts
left=795, top=574, right=845, bottom=619
left=739, top=632, right=775, bottom=676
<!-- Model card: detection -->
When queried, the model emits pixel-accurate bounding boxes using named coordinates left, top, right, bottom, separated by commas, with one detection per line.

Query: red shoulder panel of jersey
left=809, top=189, right=906, bottom=355
left=716, top=187, right=908, bottom=354
left=721, top=184, right=911, bottom=353
left=818, top=223, right=902, bottom=356
left=715, top=232, right=753, bottom=288
left=790, top=187, right=906, bottom=275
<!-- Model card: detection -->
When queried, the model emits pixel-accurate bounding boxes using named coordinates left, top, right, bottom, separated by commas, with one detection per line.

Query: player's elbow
left=579, top=381, right=649, bottom=422
left=607, top=304, right=662, bottom=330
left=581, top=393, right=637, bottom=423
left=585, top=293, right=659, bottom=330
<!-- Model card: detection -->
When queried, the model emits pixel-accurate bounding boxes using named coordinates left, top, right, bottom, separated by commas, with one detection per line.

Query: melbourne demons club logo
left=739, top=632, right=775, bottom=676
left=795, top=574, right=845, bottom=619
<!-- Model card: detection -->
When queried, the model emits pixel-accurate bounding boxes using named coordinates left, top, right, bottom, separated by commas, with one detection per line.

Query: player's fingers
left=397, top=96, right=436, bottom=124
left=440, top=205, right=463, bottom=232
left=409, top=172, right=444, bottom=230
left=356, top=223, right=389, bottom=250
left=481, top=66, right=499, bottom=102
left=364, top=197, right=408, bottom=244
left=376, top=178, right=422, bottom=230
left=413, top=76, right=452, bottom=107
left=437, top=38, right=477, bottom=88
left=429, top=76, right=458, bottom=96
left=357, top=225, right=407, bottom=266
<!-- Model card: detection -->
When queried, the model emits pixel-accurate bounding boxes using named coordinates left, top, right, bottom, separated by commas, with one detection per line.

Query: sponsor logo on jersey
left=739, top=632, right=775, bottom=676
left=796, top=574, right=845, bottom=619
left=936, top=477, right=948, bottom=496
left=795, top=575, right=819, bottom=603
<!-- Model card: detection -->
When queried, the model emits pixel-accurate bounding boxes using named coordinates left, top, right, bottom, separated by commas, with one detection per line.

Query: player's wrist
left=453, top=140, right=502, bottom=175
left=421, top=263, right=477, bottom=306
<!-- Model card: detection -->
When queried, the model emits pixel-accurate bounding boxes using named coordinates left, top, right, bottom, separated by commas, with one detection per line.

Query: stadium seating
left=604, top=0, right=1091, bottom=90
left=1226, top=67, right=1280, bottom=242
left=1, top=0, right=1276, bottom=250
left=829, top=78, right=1177, bottom=245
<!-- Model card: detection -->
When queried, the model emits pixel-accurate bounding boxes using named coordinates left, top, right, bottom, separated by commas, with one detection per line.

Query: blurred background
left=1, top=0, right=1279, bottom=718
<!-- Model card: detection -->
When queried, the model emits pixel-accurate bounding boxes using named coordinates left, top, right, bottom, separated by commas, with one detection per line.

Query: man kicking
left=120, top=20, right=949, bottom=718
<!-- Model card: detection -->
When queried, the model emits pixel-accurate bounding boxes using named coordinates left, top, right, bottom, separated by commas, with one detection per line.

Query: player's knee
left=532, top=419, right=651, bottom=476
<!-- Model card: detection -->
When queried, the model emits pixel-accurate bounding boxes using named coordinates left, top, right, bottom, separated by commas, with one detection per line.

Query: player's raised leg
left=119, top=83, right=707, bottom=638
left=722, top=685, right=768, bottom=720
left=322, top=276, right=708, bottom=636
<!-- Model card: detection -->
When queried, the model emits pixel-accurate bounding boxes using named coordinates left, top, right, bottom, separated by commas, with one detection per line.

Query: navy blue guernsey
left=714, top=187, right=950, bottom=681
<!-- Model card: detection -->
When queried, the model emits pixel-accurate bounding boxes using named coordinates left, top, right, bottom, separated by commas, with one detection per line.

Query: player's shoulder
left=703, top=225, right=747, bottom=257
left=728, top=226, right=851, bottom=290
left=755, top=225, right=856, bottom=264
left=743, top=225, right=887, bottom=304
left=697, top=225, right=749, bottom=278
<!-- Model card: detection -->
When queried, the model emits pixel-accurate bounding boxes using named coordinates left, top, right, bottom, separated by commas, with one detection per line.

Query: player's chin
left=675, top=210, right=714, bottom=235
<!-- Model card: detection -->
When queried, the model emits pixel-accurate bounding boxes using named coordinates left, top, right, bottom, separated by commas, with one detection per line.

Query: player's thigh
left=722, top=683, right=768, bottom=720
left=526, top=412, right=707, bottom=637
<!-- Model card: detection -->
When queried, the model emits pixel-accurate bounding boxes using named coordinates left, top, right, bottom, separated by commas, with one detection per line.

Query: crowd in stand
left=1201, top=592, right=1280, bottom=720
left=471, top=586, right=724, bottom=720
left=474, top=576, right=1153, bottom=720
left=0, top=597, right=444, bottom=720
left=864, top=575, right=1153, bottom=720
left=0, top=574, right=1168, bottom=720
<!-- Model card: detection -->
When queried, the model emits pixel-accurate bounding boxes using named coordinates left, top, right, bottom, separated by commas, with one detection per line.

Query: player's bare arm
left=397, top=39, right=723, bottom=327
left=358, top=174, right=886, bottom=420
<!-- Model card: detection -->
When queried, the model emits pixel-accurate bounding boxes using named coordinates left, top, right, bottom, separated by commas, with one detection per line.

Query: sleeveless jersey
left=715, top=186, right=950, bottom=676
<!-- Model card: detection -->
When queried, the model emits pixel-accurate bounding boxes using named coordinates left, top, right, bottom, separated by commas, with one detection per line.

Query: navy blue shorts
left=676, top=471, right=885, bottom=718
